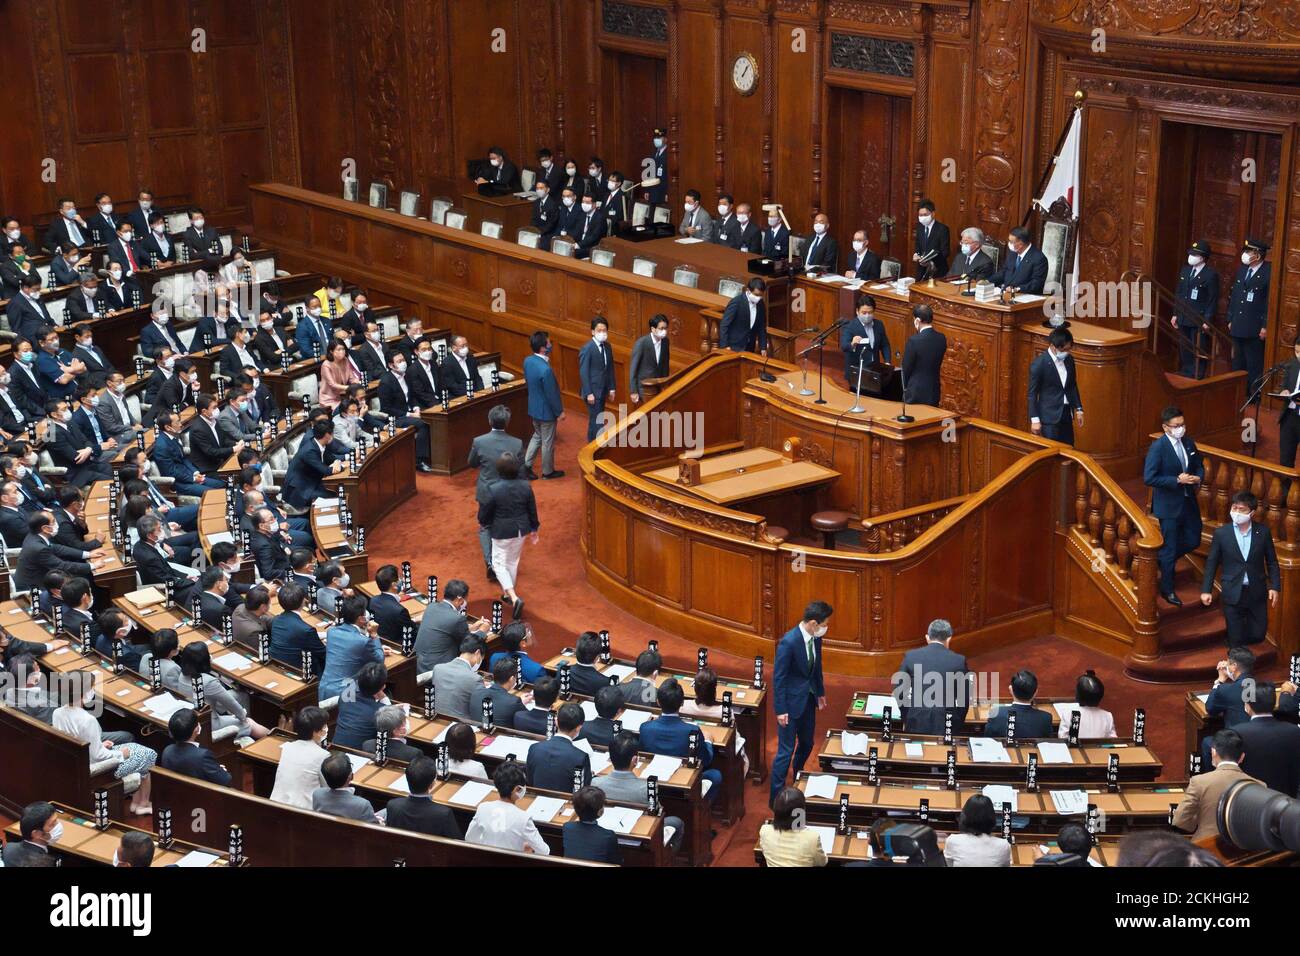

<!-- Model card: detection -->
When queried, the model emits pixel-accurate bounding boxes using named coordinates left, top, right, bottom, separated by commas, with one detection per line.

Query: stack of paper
left=603, top=663, right=635, bottom=681
left=580, top=700, right=600, bottom=722
left=314, top=498, right=340, bottom=510
left=617, top=709, right=652, bottom=731
left=804, top=774, right=840, bottom=799
left=481, top=735, right=534, bottom=759
left=450, top=780, right=494, bottom=807
left=316, top=514, right=340, bottom=527
left=863, top=693, right=902, bottom=717
left=675, top=237, right=704, bottom=245
left=212, top=652, right=252, bottom=671
left=1049, top=790, right=1088, bottom=815
left=982, top=784, right=1018, bottom=811
left=638, top=754, right=681, bottom=781
left=345, top=753, right=371, bottom=773
left=600, top=806, right=643, bottom=834
left=1053, top=702, right=1081, bottom=722
left=388, top=774, right=410, bottom=794
left=968, top=737, right=1012, bottom=763
left=903, top=742, right=925, bottom=757
left=807, top=825, right=837, bottom=855
left=573, top=737, right=612, bottom=775
left=206, top=531, right=235, bottom=546
left=1037, top=741, right=1074, bottom=764
left=141, top=693, right=193, bottom=720
left=525, top=795, right=565, bottom=822
left=174, top=850, right=220, bottom=868
left=839, top=731, right=870, bottom=756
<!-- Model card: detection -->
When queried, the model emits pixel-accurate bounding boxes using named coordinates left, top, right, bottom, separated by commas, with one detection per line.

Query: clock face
left=732, top=53, right=758, bottom=95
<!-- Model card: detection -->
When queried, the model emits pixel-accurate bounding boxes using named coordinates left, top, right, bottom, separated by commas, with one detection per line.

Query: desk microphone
left=895, top=349, right=914, bottom=423
left=756, top=340, right=778, bottom=384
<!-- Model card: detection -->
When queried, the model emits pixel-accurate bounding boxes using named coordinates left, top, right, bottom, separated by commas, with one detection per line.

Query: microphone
left=895, top=349, right=914, bottom=423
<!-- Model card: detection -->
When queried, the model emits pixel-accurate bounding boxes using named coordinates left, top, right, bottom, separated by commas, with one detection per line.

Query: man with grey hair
left=362, top=704, right=423, bottom=763
left=951, top=227, right=995, bottom=281
left=894, top=618, right=970, bottom=735
left=468, top=404, right=523, bottom=581
left=843, top=229, right=882, bottom=281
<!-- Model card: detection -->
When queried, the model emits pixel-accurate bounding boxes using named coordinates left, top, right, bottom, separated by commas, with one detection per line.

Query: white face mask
left=121, top=231, right=133, bottom=242
left=88, top=395, right=100, bottom=407
left=63, top=209, right=77, bottom=220
left=654, top=137, right=664, bottom=148
left=768, top=217, right=780, bottom=227
left=593, top=331, right=608, bottom=344
left=1188, top=255, right=1204, bottom=267
left=683, top=202, right=696, bottom=213
left=1230, top=509, right=1252, bottom=526
left=417, top=349, right=433, bottom=362
left=1167, top=425, right=1186, bottom=440
left=455, top=346, right=469, bottom=358
left=562, top=196, right=575, bottom=207
left=192, top=219, right=205, bottom=230
left=162, top=357, right=175, bottom=370
left=393, top=361, right=407, bottom=374
left=813, top=624, right=828, bottom=638
left=652, top=328, right=667, bottom=341
left=717, top=205, right=730, bottom=217
left=540, top=159, right=552, bottom=169
left=536, top=189, right=548, bottom=201
left=737, top=213, right=749, bottom=224
left=47, top=821, right=64, bottom=843
left=813, top=223, right=827, bottom=235
left=918, top=214, right=933, bottom=226
left=155, top=314, right=169, bottom=325
left=1242, top=251, right=1255, bottom=266
left=109, top=269, right=122, bottom=281
left=5, top=229, right=19, bottom=240
left=490, top=158, right=501, bottom=167
left=308, top=308, right=322, bottom=318
left=59, top=410, right=72, bottom=423
left=99, top=203, right=113, bottom=214
left=152, top=224, right=164, bottom=235
left=852, top=240, right=865, bottom=252
left=565, top=166, right=576, bottom=177
left=366, top=330, right=381, bottom=342
left=189, top=372, right=199, bottom=384
left=607, top=181, right=618, bottom=191
left=338, top=573, right=350, bottom=588
left=260, top=320, right=273, bottom=330
left=588, top=167, right=599, bottom=177
left=746, top=292, right=761, bottom=304
left=962, top=243, right=977, bottom=256
left=581, top=202, right=594, bottom=213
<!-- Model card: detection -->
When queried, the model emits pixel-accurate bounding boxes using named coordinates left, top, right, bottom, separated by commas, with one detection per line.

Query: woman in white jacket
left=53, top=677, right=156, bottom=815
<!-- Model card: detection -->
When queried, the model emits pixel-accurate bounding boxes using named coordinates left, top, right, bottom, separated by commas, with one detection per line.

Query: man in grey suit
left=217, top=396, right=260, bottom=444
left=468, top=404, right=523, bottom=580
left=593, top=732, right=684, bottom=852
left=629, top=315, right=671, bottom=405
left=311, top=751, right=379, bottom=822
left=469, top=656, right=529, bottom=728
left=95, top=370, right=141, bottom=445
left=414, top=579, right=490, bottom=673
left=677, top=189, right=714, bottom=242
left=430, top=637, right=486, bottom=721
left=895, top=619, right=970, bottom=736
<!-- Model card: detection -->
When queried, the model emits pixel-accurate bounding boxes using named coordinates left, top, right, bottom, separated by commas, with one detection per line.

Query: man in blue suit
left=895, top=618, right=969, bottom=735
left=1144, top=406, right=1204, bottom=606
left=332, top=661, right=388, bottom=749
left=983, top=670, right=1054, bottom=738
left=525, top=702, right=593, bottom=792
left=34, top=327, right=84, bottom=401
left=139, top=303, right=187, bottom=358
left=294, top=297, right=333, bottom=359
left=150, top=411, right=225, bottom=497
left=579, top=317, right=616, bottom=442
left=522, top=331, right=565, bottom=479
left=839, top=294, right=890, bottom=386
left=718, top=277, right=768, bottom=354
left=640, top=677, right=723, bottom=802
left=283, top=419, right=342, bottom=510
left=562, top=787, right=622, bottom=864
left=269, top=582, right=325, bottom=675
left=1027, top=327, right=1084, bottom=445
left=991, top=226, right=1049, bottom=295
left=160, top=708, right=232, bottom=786
left=769, top=601, right=829, bottom=805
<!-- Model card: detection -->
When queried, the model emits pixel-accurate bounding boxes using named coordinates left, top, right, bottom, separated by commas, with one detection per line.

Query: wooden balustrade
left=860, top=495, right=969, bottom=552
left=1196, top=445, right=1300, bottom=551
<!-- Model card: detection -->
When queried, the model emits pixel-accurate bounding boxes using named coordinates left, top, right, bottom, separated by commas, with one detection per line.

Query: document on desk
left=601, top=806, right=643, bottom=835
left=316, top=514, right=340, bottom=527
left=816, top=273, right=849, bottom=284
left=450, top=780, right=494, bottom=807
left=1196, top=693, right=1210, bottom=704
left=805, top=774, right=840, bottom=800
left=526, top=795, right=565, bottom=823
left=314, top=498, right=340, bottom=510
left=174, top=850, right=220, bottom=868
left=982, top=784, right=1018, bottom=812
left=674, top=237, right=705, bottom=244
left=617, top=708, right=651, bottom=731
left=167, top=560, right=200, bottom=579
left=573, top=737, right=612, bottom=775
left=1037, top=741, right=1074, bottom=764
left=864, top=693, right=903, bottom=717
left=839, top=731, right=870, bottom=756
left=1053, top=701, right=1081, bottom=722
left=581, top=700, right=599, bottom=721
left=206, top=531, right=235, bottom=546
left=1050, top=790, right=1088, bottom=815
left=603, top=663, right=635, bottom=681
left=481, top=734, right=535, bottom=759
left=1013, top=293, right=1046, bottom=303
left=639, top=754, right=682, bottom=781
left=212, top=651, right=252, bottom=671
left=808, top=825, right=838, bottom=855
left=345, top=753, right=371, bottom=774
left=388, top=774, right=410, bottom=793
left=142, top=693, right=193, bottom=719
left=968, top=737, right=1012, bottom=763
left=904, top=742, right=925, bottom=758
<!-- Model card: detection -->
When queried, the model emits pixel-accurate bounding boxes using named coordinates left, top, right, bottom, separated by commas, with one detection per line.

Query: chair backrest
left=981, top=241, right=1002, bottom=269
left=632, top=202, right=650, bottom=227
left=177, top=327, right=197, bottom=350
left=517, top=228, right=541, bottom=248
left=672, top=267, right=699, bottom=289
left=430, top=197, right=454, bottom=225
left=789, top=234, right=807, bottom=259
left=880, top=258, right=901, bottom=279
left=551, top=238, right=575, bottom=258
left=219, top=234, right=233, bottom=256
left=46, top=297, right=67, bottom=326
left=480, top=220, right=503, bottom=240
left=254, top=256, right=277, bottom=282
left=343, top=177, right=360, bottom=202
left=1039, top=221, right=1070, bottom=293
left=632, top=257, right=656, bottom=278
left=379, top=315, right=400, bottom=339
left=399, top=191, right=420, bottom=217
left=520, top=169, right=537, bottom=192
left=590, top=248, right=615, bottom=268
left=36, top=263, right=52, bottom=287
left=126, top=394, right=142, bottom=423
left=425, top=334, right=450, bottom=358
left=717, top=276, right=744, bottom=298
left=652, top=206, right=670, bottom=225
left=368, top=182, right=388, bottom=209
left=291, top=373, right=319, bottom=401
left=444, top=210, right=468, bottom=231
left=166, top=211, right=191, bottom=234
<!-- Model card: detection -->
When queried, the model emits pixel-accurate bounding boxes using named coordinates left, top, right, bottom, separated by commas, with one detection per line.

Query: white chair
left=672, top=266, right=699, bottom=289
left=368, top=183, right=388, bottom=209
left=480, top=220, right=503, bottom=240
left=632, top=202, right=650, bottom=227
left=46, top=298, right=67, bottom=327
left=477, top=360, right=514, bottom=384
left=520, top=169, right=536, bottom=192
left=36, top=264, right=52, bottom=287
left=343, top=177, right=359, bottom=202
left=880, top=258, right=901, bottom=279
left=632, top=257, right=656, bottom=278
left=718, top=277, right=744, bottom=298
left=125, top=394, right=143, bottom=424
left=444, top=210, right=468, bottom=231
left=379, top=315, right=400, bottom=339
left=178, top=327, right=197, bottom=351
left=425, top=335, right=449, bottom=357
left=166, top=211, right=191, bottom=234
left=254, top=257, right=277, bottom=281
left=399, top=191, right=420, bottom=217
left=789, top=235, right=807, bottom=259
left=652, top=206, right=670, bottom=225
left=219, top=234, right=233, bottom=256
left=430, top=197, right=454, bottom=225
left=517, top=228, right=540, bottom=248
left=291, top=372, right=319, bottom=400
left=590, top=248, right=615, bottom=268
left=551, top=239, right=575, bottom=258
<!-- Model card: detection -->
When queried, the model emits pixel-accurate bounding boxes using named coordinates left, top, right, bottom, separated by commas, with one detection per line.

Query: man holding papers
left=769, top=602, right=830, bottom=806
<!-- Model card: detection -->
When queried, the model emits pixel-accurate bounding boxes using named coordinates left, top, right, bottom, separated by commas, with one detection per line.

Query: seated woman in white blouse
left=679, top=667, right=750, bottom=776
left=1057, top=671, right=1117, bottom=739
left=52, top=675, right=156, bottom=815
left=445, top=722, right=489, bottom=780
left=270, top=705, right=331, bottom=809
left=943, top=794, right=1011, bottom=867
left=464, top=761, right=549, bottom=855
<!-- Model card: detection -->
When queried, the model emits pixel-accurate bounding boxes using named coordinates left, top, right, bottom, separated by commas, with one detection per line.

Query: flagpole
left=1022, top=89, right=1086, bottom=228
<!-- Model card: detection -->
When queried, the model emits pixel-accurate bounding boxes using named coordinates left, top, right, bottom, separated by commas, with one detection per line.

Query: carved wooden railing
left=859, top=495, right=969, bottom=552
left=1196, top=444, right=1300, bottom=551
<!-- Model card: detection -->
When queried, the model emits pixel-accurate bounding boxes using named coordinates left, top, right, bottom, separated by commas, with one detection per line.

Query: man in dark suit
left=369, top=564, right=415, bottom=646
left=0, top=240, right=40, bottom=299
left=583, top=157, right=609, bottom=205
left=718, top=277, right=768, bottom=354
left=0, top=368, right=31, bottom=439
left=733, top=203, right=762, bottom=253
left=1027, top=327, right=1084, bottom=445
left=1227, top=238, right=1271, bottom=406
left=283, top=419, right=343, bottom=510
left=769, top=601, right=830, bottom=805
left=1204, top=647, right=1258, bottom=733
left=180, top=207, right=222, bottom=260
left=8, top=347, right=47, bottom=420
left=253, top=311, right=299, bottom=369
left=268, top=584, right=323, bottom=671
left=44, top=399, right=111, bottom=487
left=50, top=242, right=89, bottom=287
left=385, top=756, right=463, bottom=838
left=139, top=303, right=187, bottom=359
left=139, top=212, right=176, bottom=268
left=984, top=670, right=1054, bottom=738
left=843, top=230, right=882, bottom=281
left=106, top=220, right=144, bottom=279
left=85, top=193, right=119, bottom=245
left=530, top=179, right=562, bottom=250
left=840, top=294, right=891, bottom=387
left=599, top=172, right=630, bottom=233
left=582, top=685, right=623, bottom=748
left=149, top=358, right=197, bottom=425
left=192, top=308, right=236, bottom=351
left=579, top=317, right=616, bottom=442
left=331, top=661, right=387, bottom=749
left=6, top=275, right=55, bottom=345
left=948, top=227, right=995, bottom=281
left=567, top=631, right=608, bottom=697
left=563, top=787, right=622, bottom=864
left=1144, top=406, right=1204, bottom=606
left=991, top=225, right=1048, bottom=295
left=912, top=199, right=950, bottom=278
left=187, top=394, right=243, bottom=475
left=151, top=411, right=224, bottom=497
left=628, top=314, right=670, bottom=405
left=901, top=304, right=947, bottom=407
left=1174, top=239, right=1220, bottom=379
left=526, top=702, right=593, bottom=792
left=131, top=513, right=198, bottom=603
left=13, top=511, right=99, bottom=592
left=375, top=351, right=433, bottom=471
left=469, top=657, right=527, bottom=728
left=761, top=210, right=789, bottom=259
left=897, top=618, right=969, bottom=735
left=70, top=379, right=119, bottom=467
left=97, top=266, right=138, bottom=312
left=0, top=480, right=29, bottom=546
left=1, top=802, right=60, bottom=867
left=802, top=213, right=839, bottom=274
left=511, top=675, right=558, bottom=735
left=570, top=194, right=606, bottom=260
left=536, top=148, right=564, bottom=194
left=1200, top=490, right=1280, bottom=647
left=160, top=708, right=232, bottom=786
left=361, top=705, right=424, bottom=763
left=440, top=335, right=484, bottom=396
left=44, top=198, right=90, bottom=253
left=713, top=195, right=740, bottom=247
left=644, top=128, right=668, bottom=204
left=125, top=190, right=156, bottom=236
left=70, top=325, right=114, bottom=378
left=472, top=146, right=520, bottom=196
left=50, top=486, right=103, bottom=552
left=1236, top=682, right=1300, bottom=796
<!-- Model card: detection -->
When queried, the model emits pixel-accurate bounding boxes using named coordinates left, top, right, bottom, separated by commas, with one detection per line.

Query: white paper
left=616, top=709, right=651, bottom=731
left=1050, top=789, right=1088, bottom=815
left=388, top=774, right=410, bottom=793
left=450, top=779, right=494, bottom=807
left=206, top=532, right=235, bottom=546
left=1196, top=693, right=1210, bottom=704
left=603, top=663, right=634, bottom=681
left=638, top=754, right=681, bottom=781
left=525, top=795, right=565, bottom=822
left=839, top=731, right=870, bottom=756
left=675, top=237, right=704, bottom=245
left=168, top=561, right=200, bottom=579
left=804, top=774, right=840, bottom=799
left=316, top=514, right=340, bottom=527
left=982, top=784, right=1018, bottom=812
left=1013, top=293, right=1046, bottom=303
left=904, top=742, right=925, bottom=757
left=314, top=498, right=340, bottom=509
left=173, top=850, right=220, bottom=868
left=1053, top=702, right=1081, bottom=722
left=807, top=825, right=837, bottom=855
left=968, top=737, right=1012, bottom=763
left=212, top=652, right=252, bottom=671
left=816, top=273, right=849, bottom=284
left=430, top=725, right=450, bottom=745
left=1037, top=741, right=1074, bottom=764
left=600, top=806, right=643, bottom=835
left=141, top=693, right=193, bottom=719
left=587, top=751, right=611, bottom=776
left=345, top=752, right=371, bottom=773
left=581, top=700, right=599, bottom=722
left=864, top=693, right=902, bottom=718
left=481, top=735, right=535, bottom=759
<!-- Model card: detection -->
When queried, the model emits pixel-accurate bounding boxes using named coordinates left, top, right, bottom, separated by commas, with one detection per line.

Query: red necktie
left=124, top=241, right=138, bottom=271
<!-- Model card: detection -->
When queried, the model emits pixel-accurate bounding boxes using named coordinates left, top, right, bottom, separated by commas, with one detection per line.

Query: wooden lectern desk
left=419, top=378, right=530, bottom=475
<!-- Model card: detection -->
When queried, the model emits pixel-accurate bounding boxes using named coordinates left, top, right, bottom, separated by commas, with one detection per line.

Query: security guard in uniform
left=645, top=127, right=668, bottom=206
left=1226, top=237, right=1271, bottom=405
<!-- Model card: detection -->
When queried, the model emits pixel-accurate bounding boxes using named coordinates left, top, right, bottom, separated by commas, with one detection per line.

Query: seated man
left=562, top=786, right=621, bottom=864
left=361, top=704, right=423, bottom=763
left=43, top=399, right=112, bottom=488
left=469, top=656, right=528, bottom=729
left=150, top=411, right=226, bottom=497
left=639, top=677, right=722, bottom=799
left=430, top=637, right=485, bottom=722
left=525, top=702, right=592, bottom=792
left=567, top=630, right=608, bottom=697
left=248, top=506, right=294, bottom=581
left=282, top=418, right=344, bottom=511
left=983, top=669, right=1054, bottom=738
left=332, top=661, right=389, bottom=750
left=188, top=393, right=244, bottom=477
left=582, top=685, right=624, bottom=748
left=311, top=751, right=379, bottom=823
left=1, top=801, right=60, bottom=867
left=513, top=674, right=559, bottom=735
left=159, top=708, right=232, bottom=786
left=592, top=731, right=685, bottom=853
left=385, top=755, right=463, bottom=838
left=619, top=648, right=661, bottom=708
left=115, top=831, right=156, bottom=868
left=488, top=620, right=546, bottom=685
left=369, top=563, right=415, bottom=645
left=269, top=582, right=325, bottom=675
left=376, top=349, right=434, bottom=472
left=130, top=513, right=198, bottom=606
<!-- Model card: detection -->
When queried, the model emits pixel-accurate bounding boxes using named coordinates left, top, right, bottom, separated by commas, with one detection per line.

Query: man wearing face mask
left=294, top=296, right=333, bottom=358
left=719, top=277, right=769, bottom=355
left=579, top=317, right=617, bottom=442
left=770, top=601, right=831, bottom=806
left=530, top=178, right=561, bottom=250
left=69, top=380, right=119, bottom=466
left=44, top=197, right=88, bottom=254
left=991, top=225, right=1048, bottom=295
left=1144, top=406, right=1204, bottom=606
left=87, top=192, right=118, bottom=244
left=677, top=188, right=714, bottom=242
left=840, top=295, right=891, bottom=386
left=139, top=212, right=175, bottom=268
left=126, top=189, right=156, bottom=236
left=1027, top=327, right=1084, bottom=445
left=629, top=314, right=671, bottom=404
left=0, top=366, right=29, bottom=439
left=645, top=127, right=669, bottom=205
left=535, top=147, right=563, bottom=194
left=440, top=334, right=484, bottom=396
left=802, top=213, right=839, bottom=274
left=911, top=199, right=950, bottom=278
left=217, top=324, right=264, bottom=379
left=107, top=219, right=142, bottom=278
left=712, top=194, right=739, bottom=247
left=71, top=324, right=114, bottom=378
left=0, top=216, right=22, bottom=256
left=600, top=171, right=630, bottom=232
left=35, top=330, right=85, bottom=402
left=150, top=358, right=199, bottom=424
left=7, top=274, right=55, bottom=345
left=376, top=350, right=435, bottom=472
left=761, top=209, right=789, bottom=259
left=472, top=146, right=519, bottom=196
left=948, top=227, right=994, bottom=282
left=1201, top=490, right=1280, bottom=647
left=571, top=192, right=606, bottom=260
left=182, top=206, right=221, bottom=259
left=844, top=230, right=882, bottom=281
left=733, top=202, right=761, bottom=253
left=1, top=802, right=61, bottom=866
left=0, top=239, right=38, bottom=299
left=1226, top=238, right=1271, bottom=405
left=351, top=318, right=388, bottom=380
left=15, top=509, right=101, bottom=592
left=51, top=241, right=91, bottom=287
left=150, top=410, right=226, bottom=497
left=97, top=262, right=137, bottom=312
left=140, top=299, right=185, bottom=358
left=1173, top=240, right=1220, bottom=380
left=408, top=338, right=442, bottom=408
left=253, top=309, right=299, bottom=368
left=584, top=157, right=608, bottom=204
left=522, top=331, right=564, bottom=480
left=7, top=346, right=46, bottom=422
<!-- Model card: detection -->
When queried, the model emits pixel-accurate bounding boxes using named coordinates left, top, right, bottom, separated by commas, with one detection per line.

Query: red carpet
left=368, top=413, right=1216, bottom=865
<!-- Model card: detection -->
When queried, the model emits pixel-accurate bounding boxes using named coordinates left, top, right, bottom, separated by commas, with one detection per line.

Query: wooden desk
left=420, top=378, right=530, bottom=475
left=3, top=802, right=234, bottom=866
left=644, top=446, right=839, bottom=506
left=845, top=690, right=1067, bottom=735
left=323, top=424, right=417, bottom=533
left=460, top=191, right=534, bottom=239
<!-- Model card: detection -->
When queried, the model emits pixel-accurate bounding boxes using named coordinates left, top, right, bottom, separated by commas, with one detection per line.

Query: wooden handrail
left=1194, top=442, right=1300, bottom=552
left=860, top=494, right=969, bottom=552
left=1123, top=267, right=1233, bottom=375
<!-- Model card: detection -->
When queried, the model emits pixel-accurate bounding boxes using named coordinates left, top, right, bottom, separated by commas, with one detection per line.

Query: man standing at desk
left=912, top=199, right=950, bottom=279
left=629, top=314, right=670, bottom=405
left=719, top=278, right=768, bottom=355
left=580, top=318, right=616, bottom=443
left=771, top=601, right=830, bottom=806
left=1144, top=406, right=1204, bottom=607
left=530, top=179, right=560, bottom=250
left=840, top=294, right=890, bottom=387
left=901, top=305, right=946, bottom=406
left=1028, top=328, right=1084, bottom=445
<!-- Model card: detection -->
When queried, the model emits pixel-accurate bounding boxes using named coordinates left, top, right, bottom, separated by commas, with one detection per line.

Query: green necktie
left=806, top=637, right=815, bottom=667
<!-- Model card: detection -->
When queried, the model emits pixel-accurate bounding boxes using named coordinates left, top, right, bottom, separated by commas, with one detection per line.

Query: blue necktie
left=86, top=412, right=103, bottom=444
